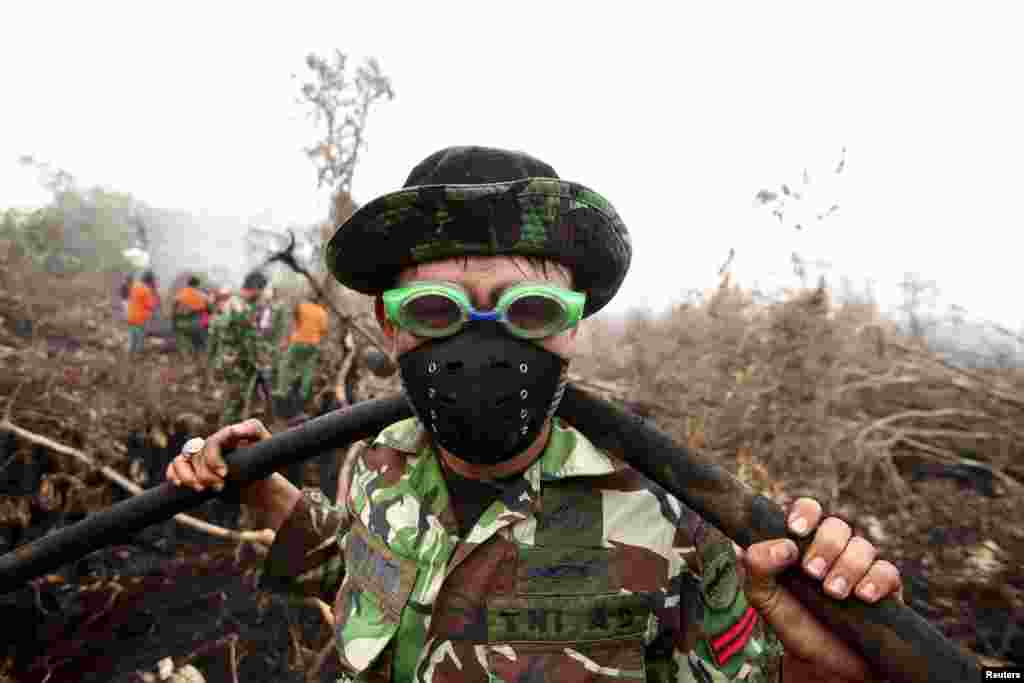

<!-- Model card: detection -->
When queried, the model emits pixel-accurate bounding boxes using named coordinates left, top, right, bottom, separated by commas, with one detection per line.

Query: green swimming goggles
left=382, top=281, right=586, bottom=340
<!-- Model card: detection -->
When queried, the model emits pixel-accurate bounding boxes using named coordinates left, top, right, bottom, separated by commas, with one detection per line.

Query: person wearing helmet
left=168, top=147, right=902, bottom=682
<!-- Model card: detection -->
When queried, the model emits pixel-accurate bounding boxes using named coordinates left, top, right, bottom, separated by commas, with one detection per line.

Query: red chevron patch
left=711, top=605, right=758, bottom=666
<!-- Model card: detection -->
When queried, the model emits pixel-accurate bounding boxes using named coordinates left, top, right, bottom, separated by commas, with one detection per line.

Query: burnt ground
left=0, top=421, right=346, bottom=683
left=0, top=268, right=1021, bottom=680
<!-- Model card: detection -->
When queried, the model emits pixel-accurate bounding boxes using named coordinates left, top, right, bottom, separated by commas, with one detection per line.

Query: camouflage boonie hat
left=325, top=146, right=632, bottom=317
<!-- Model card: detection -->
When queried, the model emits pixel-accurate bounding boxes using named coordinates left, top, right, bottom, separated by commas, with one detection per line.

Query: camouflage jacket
left=207, top=300, right=274, bottom=378
left=261, top=418, right=784, bottom=683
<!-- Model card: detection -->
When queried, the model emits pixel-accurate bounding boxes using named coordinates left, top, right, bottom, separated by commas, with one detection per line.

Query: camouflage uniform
left=259, top=301, right=290, bottom=397
left=261, top=418, right=783, bottom=683
left=207, top=298, right=274, bottom=426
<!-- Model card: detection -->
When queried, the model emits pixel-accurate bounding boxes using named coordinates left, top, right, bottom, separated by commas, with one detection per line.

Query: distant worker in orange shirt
left=126, top=270, right=158, bottom=353
left=272, top=295, right=329, bottom=417
left=173, top=275, right=211, bottom=358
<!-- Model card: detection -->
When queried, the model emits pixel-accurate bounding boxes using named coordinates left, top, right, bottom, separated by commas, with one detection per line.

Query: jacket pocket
left=333, top=518, right=418, bottom=676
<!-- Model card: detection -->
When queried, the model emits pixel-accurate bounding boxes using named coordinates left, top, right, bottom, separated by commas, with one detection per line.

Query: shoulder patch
left=701, top=543, right=740, bottom=611
left=373, top=417, right=426, bottom=453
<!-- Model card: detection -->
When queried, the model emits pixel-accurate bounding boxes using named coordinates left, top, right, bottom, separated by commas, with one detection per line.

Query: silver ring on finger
left=183, top=437, right=206, bottom=464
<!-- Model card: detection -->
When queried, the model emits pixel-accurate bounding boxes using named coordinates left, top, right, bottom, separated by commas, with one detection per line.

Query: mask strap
left=545, top=360, right=571, bottom=421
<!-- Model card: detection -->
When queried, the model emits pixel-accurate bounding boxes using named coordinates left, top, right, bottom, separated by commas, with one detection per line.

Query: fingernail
left=772, top=542, right=796, bottom=563
left=789, top=515, right=809, bottom=536
left=213, top=482, right=224, bottom=492
left=829, top=576, right=848, bottom=596
left=806, top=557, right=827, bottom=577
left=858, top=582, right=877, bottom=601
left=217, top=467, right=227, bottom=476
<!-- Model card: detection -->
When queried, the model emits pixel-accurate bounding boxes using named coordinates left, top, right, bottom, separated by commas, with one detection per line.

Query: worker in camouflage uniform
left=168, top=146, right=903, bottom=683
left=207, top=274, right=275, bottom=427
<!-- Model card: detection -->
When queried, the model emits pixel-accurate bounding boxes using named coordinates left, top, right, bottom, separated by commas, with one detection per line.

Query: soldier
left=168, top=147, right=903, bottom=682
left=206, top=275, right=274, bottom=428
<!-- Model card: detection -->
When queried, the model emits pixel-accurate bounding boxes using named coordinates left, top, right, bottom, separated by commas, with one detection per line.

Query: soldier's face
left=375, top=255, right=580, bottom=361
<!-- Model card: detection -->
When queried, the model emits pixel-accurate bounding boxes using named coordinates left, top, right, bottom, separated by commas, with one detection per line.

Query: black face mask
left=398, top=321, right=568, bottom=465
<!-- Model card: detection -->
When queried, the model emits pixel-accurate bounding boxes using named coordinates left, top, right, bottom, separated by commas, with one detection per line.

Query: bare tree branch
left=295, top=50, right=394, bottom=197
left=262, top=229, right=387, bottom=355
left=0, top=419, right=274, bottom=551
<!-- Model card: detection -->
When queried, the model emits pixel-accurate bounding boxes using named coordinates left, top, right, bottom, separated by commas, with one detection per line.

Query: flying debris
left=817, top=204, right=841, bottom=221
left=753, top=148, right=844, bottom=232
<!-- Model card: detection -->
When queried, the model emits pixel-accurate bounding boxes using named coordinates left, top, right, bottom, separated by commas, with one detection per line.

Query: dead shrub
left=577, top=275, right=1024, bottom=510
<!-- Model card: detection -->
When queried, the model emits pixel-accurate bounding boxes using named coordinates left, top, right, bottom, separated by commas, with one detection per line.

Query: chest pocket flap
left=334, top=518, right=418, bottom=675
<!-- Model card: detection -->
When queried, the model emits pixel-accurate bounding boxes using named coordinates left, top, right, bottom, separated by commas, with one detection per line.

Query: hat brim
left=325, top=178, right=631, bottom=317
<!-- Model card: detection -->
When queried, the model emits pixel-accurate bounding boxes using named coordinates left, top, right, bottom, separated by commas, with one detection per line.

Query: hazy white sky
left=2, top=2, right=1022, bottom=327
